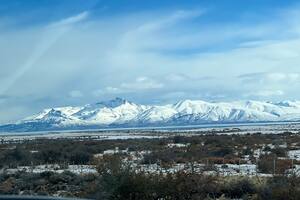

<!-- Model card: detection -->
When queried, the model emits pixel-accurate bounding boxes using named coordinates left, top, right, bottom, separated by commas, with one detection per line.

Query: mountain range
left=1, top=97, right=300, bottom=132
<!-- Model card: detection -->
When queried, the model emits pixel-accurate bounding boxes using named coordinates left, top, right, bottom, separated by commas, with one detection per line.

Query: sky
left=1, top=0, right=300, bottom=123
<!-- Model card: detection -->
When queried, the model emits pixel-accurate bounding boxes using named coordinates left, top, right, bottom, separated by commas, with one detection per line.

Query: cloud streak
left=48, top=11, right=89, bottom=28
left=0, top=11, right=89, bottom=96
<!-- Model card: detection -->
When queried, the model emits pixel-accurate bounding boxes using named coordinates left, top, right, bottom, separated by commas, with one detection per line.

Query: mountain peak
left=174, top=99, right=208, bottom=109
left=275, top=100, right=298, bottom=107
left=95, top=97, right=131, bottom=108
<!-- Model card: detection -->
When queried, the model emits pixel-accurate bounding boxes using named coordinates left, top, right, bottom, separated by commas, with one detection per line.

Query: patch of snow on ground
left=288, top=150, right=300, bottom=160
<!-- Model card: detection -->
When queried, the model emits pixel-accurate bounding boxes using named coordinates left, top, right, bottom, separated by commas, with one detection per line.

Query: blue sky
left=1, top=0, right=300, bottom=123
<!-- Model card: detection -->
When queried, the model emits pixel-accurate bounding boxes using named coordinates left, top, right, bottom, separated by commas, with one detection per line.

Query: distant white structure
left=102, top=147, right=129, bottom=155
left=167, top=143, right=190, bottom=148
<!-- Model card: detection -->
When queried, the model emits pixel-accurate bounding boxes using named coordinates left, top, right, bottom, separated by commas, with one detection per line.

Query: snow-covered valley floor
left=1, top=122, right=300, bottom=143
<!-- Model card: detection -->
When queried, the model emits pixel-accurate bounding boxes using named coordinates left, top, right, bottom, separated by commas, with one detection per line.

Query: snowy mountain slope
left=72, top=99, right=147, bottom=125
left=22, top=106, right=82, bottom=123
left=2, top=98, right=300, bottom=132
left=136, top=105, right=177, bottom=123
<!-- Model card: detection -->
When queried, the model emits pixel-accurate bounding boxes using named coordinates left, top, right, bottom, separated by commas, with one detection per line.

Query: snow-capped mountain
left=2, top=97, right=300, bottom=132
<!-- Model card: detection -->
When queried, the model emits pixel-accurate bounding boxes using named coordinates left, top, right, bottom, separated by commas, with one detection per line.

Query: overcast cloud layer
left=1, top=0, right=300, bottom=123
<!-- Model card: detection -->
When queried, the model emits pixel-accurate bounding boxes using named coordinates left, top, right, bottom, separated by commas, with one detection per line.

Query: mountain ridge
left=2, top=97, right=300, bottom=132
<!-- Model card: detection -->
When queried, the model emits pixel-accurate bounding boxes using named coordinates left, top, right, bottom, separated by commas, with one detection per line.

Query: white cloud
left=69, top=90, right=83, bottom=98
left=92, top=90, right=103, bottom=97
left=239, top=72, right=300, bottom=84
left=266, top=73, right=299, bottom=82
left=92, top=77, right=164, bottom=97
left=120, top=76, right=164, bottom=90
left=266, top=73, right=288, bottom=82
left=161, top=91, right=187, bottom=99
left=105, top=86, right=121, bottom=93
left=166, top=73, right=188, bottom=81
left=135, top=9, right=203, bottom=33
left=48, top=11, right=89, bottom=28
left=244, top=90, right=284, bottom=97
left=93, top=87, right=123, bottom=97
